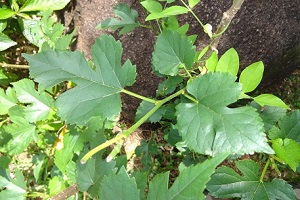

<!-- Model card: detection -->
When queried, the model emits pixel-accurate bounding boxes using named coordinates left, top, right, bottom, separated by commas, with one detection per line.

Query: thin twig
left=48, top=183, right=79, bottom=200
left=0, top=62, right=29, bottom=69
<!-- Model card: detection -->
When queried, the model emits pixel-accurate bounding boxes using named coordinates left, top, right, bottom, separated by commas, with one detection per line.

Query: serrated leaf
left=216, top=48, right=239, bottom=76
left=135, top=101, right=166, bottom=123
left=254, top=94, right=290, bottom=109
left=19, top=0, right=70, bottom=12
left=147, top=153, right=228, bottom=200
left=207, top=160, right=296, bottom=200
left=54, top=132, right=84, bottom=173
left=96, top=3, right=140, bottom=35
left=141, top=0, right=163, bottom=13
left=0, top=87, right=17, bottom=115
left=176, top=72, right=274, bottom=155
left=135, top=140, right=158, bottom=170
left=24, top=34, right=136, bottom=124
left=145, top=6, right=188, bottom=21
left=152, top=30, right=196, bottom=76
left=157, top=76, right=183, bottom=96
left=0, top=9, right=15, bottom=20
left=132, top=172, right=148, bottom=199
left=99, top=167, right=140, bottom=200
left=239, top=61, right=264, bottom=93
left=0, top=33, right=17, bottom=51
left=269, top=110, right=300, bottom=142
left=12, top=79, right=54, bottom=122
left=0, top=169, right=26, bottom=200
left=4, top=106, right=36, bottom=155
left=188, top=0, right=200, bottom=8
left=272, top=138, right=300, bottom=171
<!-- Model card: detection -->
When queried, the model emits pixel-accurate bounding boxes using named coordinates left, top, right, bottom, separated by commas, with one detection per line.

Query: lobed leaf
left=207, top=160, right=296, bottom=200
left=96, top=3, right=140, bottom=35
left=0, top=169, right=26, bottom=200
left=0, top=87, right=17, bottom=115
left=24, top=34, right=136, bottom=124
left=272, top=138, right=300, bottom=171
left=176, top=72, right=274, bottom=155
left=152, top=30, right=196, bottom=76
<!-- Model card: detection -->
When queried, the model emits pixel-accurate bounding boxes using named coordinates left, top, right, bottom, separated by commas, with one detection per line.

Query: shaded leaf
left=147, top=172, right=169, bottom=200
left=272, top=138, right=300, bottom=171
left=176, top=72, right=274, bottom=155
left=99, top=167, right=140, bottom=200
left=215, top=48, right=239, bottom=76
left=269, top=110, right=300, bottom=142
left=152, top=30, right=196, bottom=76
left=207, top=160, right=296, bottom=200
left=96, top=3, right=140, bottom=35
left=19, top=0, right=70, bottom=12
left=12, top=79, right=54, bottom=122
left=254, top=94, right=290, bottom=109
left=0, top=169, right=26, bottom=200
left=239, top=61, right=264, bottom=93
left=135, top=101, right=166, bottom=123
left=24, top=34, right=136, bottom=124
left=135, top=140, right=158, bottom=170
left=156, top=76, right=184, bottom=96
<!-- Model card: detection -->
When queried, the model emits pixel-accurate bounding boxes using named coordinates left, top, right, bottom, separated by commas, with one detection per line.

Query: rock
left=62, top=0, right=300, bottom=121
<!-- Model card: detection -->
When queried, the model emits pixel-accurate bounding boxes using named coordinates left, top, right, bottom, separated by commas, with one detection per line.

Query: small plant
left=0, top=0, right=299, bottom=199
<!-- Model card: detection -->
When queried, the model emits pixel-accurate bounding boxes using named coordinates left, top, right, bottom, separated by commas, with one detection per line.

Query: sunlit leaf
left=19, top=0, right=70, bottom=12
left=254, top=94, right=290, bottom=109
left=239, top=61, right=264, bottom=93
left=216, top=48, right=239, bottom=76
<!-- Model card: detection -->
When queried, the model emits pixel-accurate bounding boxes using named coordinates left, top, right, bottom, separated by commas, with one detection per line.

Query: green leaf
left=254, top=94, right=290, bottom=109
left=146, top=6, right=188, bottom=21
left=96, top=3, right=140, bottom=35
left=239, top=61, right=264, bottom=93
left=188, top=0, right=200, bottom=9
left=215, top=48, right=239, bottom=76
left=33, top=154, right=48, bottom=182
left=176, top=72, right=274, bottom=155
left=0, top=87, right=17, bottom=115
left=269, top=110, right=300, bottom=142
left=4, top=106, right=36, bottom=155
left=19, top=0, right=71, bottom=12
left=0, top=33, right=17, bottom=51
left=156, top=76, right=183, bottom=96
left=207, top=160, right=296, bottom=200
left=132, top=172, right=148, bottom=199
left=0, top=156, right=11, bottom=169
left=12, top=79, right=54, bottom=122
left=152, top=30, right=196, bottom=76
left=141, top=0, right=163, bottom=13
left=147, top=153, right=229, bottom=200
left=54, top=132, right=84, bottom=173
left=135, top=101, right=166, bottom=123
left=0, top=169, right=26, bottom=200
left=205, top=51, right=218, bottom=72
left=24, top=34, right=136, bottom=124
left=135, top=140, right=158, bottom=170
left=99, top=167, right=140, bottom=200
left=0, top=20, right=7, bottom=32
left=272, top=138, right=300, bottom=171
left=0, top=9, right=15, bottom=20
left=48, top=176, right=67, bottom=196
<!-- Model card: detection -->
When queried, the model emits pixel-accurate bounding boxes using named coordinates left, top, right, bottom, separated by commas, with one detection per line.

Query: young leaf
left=96, top=3, right=140, bottom=35
left=99, top=167, right=140, bottom=200
left=147, top=153, right=229, bottom=200
left=272, top=138, right=300, bottom=171
left=239, top=61, right=264, bottom=93
left=145, top=6, right=188, bottom=21
left=207, top=160, right=296, bottom=200
left=0, top=169, right=26, bottom=200
left=254, top=94, right=290, bottom=109
left=12, top=79, right=54, bottom=122
left=19, top=0, right=71, bottom=12
left=176, top=72, right=274, bottom=156
left=188, top=0, right=200, bottom=9
left=4, top=106, right=36, bottom=155
left=141, top=0, right=163, bottom=13
left=0, top=8, right=15, bottom=20
left=0, top=87, right=17, bottom=115
left=0, top=33, right=17, bottom=51
left=24, top=34, right=136, bottom=124
left=152, top=30, right=196, bottom=76
left=215, top=48, right=239, bottom=76
left=269, top=110, right=300, bottom=142
left=205, top=51, right=218, bottom=72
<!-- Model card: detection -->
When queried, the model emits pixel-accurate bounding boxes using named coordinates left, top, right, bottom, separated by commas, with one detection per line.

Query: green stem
left=260, top=158, right=270, bottom=182
left=180, top=0, right=204, bottom=27
left=0, top=62, right=29, bottom=69
left=121, top=89, right=157, bottom=104
left=183, top=93, right=198, bottom=103
left=183, top=64, right=192, bottom=78
left=80, top=89, right=185, bottom=164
